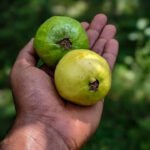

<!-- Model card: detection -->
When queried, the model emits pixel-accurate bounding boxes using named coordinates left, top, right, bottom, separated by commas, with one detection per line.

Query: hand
left=1, top=14, right=119, bottom=150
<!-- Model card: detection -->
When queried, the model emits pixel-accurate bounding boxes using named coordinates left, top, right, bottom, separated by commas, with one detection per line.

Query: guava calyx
left=57, top=38, right=72, bottom=50
left=89, top=79, right=99, bottom=91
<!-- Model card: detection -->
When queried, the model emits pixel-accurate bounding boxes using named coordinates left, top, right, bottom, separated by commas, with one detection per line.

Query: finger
left=92, top=38, right=107, bottom=55
left=87, top=14, right=107, bottom=48
left=87, top=29, right=99, bottom=48
left=92, top=25, right=116, bottom=55
left=93, top=25, right=117, bottom=56
left=102, top=39, right=119, bottom=70
left=100, top=24, right=116, bottom=40
left=89, top=14, right=107, bottom=32
left=81, top=22, right=89, bottom=30
left=16, top=38, right=38, bottom=67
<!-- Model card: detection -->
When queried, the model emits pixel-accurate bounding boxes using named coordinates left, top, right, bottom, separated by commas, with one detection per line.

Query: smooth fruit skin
left=34, top=16, right=89, bottom=67
left=54, top=49, right=111, bottom=106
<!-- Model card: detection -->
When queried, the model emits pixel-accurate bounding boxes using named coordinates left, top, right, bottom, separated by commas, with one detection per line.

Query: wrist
left=0, top=114, right=69, bottom=150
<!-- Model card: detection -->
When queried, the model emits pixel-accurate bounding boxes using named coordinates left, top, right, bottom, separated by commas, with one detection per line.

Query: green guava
left=34, top=16, right=89, bottom=67
left=54, top=49, right=111, bottom=106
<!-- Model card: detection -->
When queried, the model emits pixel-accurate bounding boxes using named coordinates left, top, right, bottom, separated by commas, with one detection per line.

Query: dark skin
left=0, top=14, right=119, bottom=150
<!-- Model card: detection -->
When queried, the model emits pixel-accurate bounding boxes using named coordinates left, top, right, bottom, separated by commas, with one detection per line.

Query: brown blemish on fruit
left=89, top=79, right=99, bottom=91
left=57, top=38, right=72, bottom=50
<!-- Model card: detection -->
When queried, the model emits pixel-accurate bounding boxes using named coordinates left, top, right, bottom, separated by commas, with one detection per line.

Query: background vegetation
left=0, top=0, right=150, bottom=149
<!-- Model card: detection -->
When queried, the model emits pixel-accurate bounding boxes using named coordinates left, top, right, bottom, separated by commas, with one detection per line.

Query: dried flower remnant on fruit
left=57, top=38, right=72, bottom=49
left=89, top=79, right=99, bottom=91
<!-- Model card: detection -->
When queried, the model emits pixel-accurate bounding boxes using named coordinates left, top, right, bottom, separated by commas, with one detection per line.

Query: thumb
left=15, top=38, right=38, bottom=67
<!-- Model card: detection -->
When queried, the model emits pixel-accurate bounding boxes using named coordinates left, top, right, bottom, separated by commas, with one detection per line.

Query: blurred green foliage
left=0, top=0, right=150, bottom=149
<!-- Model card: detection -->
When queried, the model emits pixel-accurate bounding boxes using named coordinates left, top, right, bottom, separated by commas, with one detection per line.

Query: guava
left=54, top=49, right=111, bottom=106
left=34, top=16, right=89, bottom=67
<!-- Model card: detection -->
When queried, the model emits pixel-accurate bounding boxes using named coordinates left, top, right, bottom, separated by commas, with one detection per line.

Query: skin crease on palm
left=1, top=14, right=119, bottom=150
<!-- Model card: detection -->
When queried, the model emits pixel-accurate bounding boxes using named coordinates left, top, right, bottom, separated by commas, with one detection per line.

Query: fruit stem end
left=89, top=79, right=99, bottom=91
left=57, top=38, right=72, bottom=50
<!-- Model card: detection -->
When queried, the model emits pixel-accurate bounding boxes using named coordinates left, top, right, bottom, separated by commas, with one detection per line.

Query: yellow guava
left=54, top=49, right=111, bottom=106
left=34, top=16, right=89, bottom=68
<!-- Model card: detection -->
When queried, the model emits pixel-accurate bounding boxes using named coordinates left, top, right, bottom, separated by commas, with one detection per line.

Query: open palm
left=10, top=14, right=119, bottom=149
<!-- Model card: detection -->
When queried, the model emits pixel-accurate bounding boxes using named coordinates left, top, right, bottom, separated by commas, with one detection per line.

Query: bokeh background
left=0, top=0, right=150, bottom=149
